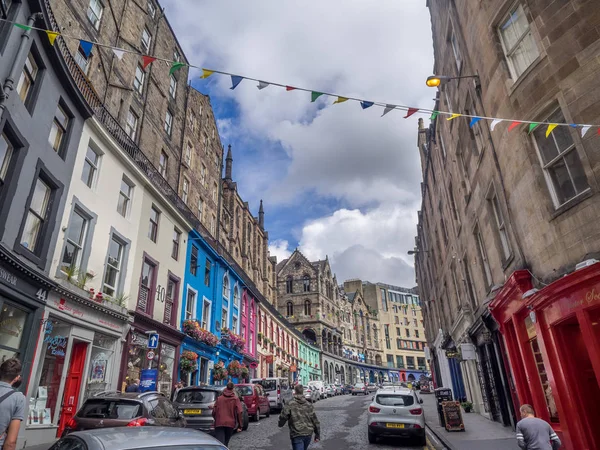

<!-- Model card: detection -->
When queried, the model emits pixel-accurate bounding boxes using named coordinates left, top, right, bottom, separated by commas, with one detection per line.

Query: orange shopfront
left=490, top=266, right=600, bottom=450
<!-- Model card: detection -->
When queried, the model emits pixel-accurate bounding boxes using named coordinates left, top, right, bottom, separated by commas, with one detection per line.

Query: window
left=396, top=355, right=404, bottom=368
left=48, top=103, right=69, bottom=154
left=147, top=0, right=155, bottom=18
left=405, top=328, right=410, bottom=338
left=182, top=178, right=189, bottom=204
left=184, top=143, right=192, bottom=166
left=173, top=48, right=181, bottom=62
left=232, top=315, right=238, bottom=332
left=81, top=145, right=100, bottom=188
left=532, top=109, right=589, bottom=207
left=203, top=133, right=209, bottom=153
left=148, top=206, right=160, bottom=242
left=221, top=306, right=228, bottom=330
left=16, top=52, right=38, bottom=104
left=20, top=178, right=50, bottom=252
left=75, top=45, right=90, bottom=74
left=222, top=274, right=230, bottom=298
left=286, top=302, right=293, bottom=317
left=185, top=288, right=196, bottom=320
left=461, top=253, right=476, bottom=309
left=159, top=151, right=168, bottom=178
left=396, top=338, right=401, bottom=349
left=197, top=198, right=204, bottom=221
left=450, top=27, right=462, bottom=72
left=201, top=298, right=211, bottom=329
left=475, top=224, right=493, bottom=287
left=117, top=176, right=133, bottom=217
left=200, top=164, right=207, bottom=186
left=134, top=65, right=144, bottom=94
left=210, top=215, right=216, bottom=235
left=413, top=318, right=418, bottom=327
left=102, top=236, right=123, bottom=296
left=212, top=182, right=217, bottom=202
left=394, top=316, right=399, bottom=325
left=498, top=4, right=540, bottom=79
left=396, top=327, right=401, bottom=336
left=1, top=0, right=13, bottom=19
left=234, top=285, right=240, bottom=308
left=303, top=275, right=310, bottom=292
left=137, top=259, right=156, bottom=313
left=87, top=0, right=103, bottom=29
left=406, top=356, right=415, bottom=370
left=169, top=75, right=177, bottom=99
left=60, top=210, right=88, bottom=272
left=190, top=246, right=198, bottom=276
left=172, top=228, right=180, bottom=260
left=286, top=276, right=293, bottom=293
left=125, top=109, right=138, bottom=140
left=0, top=132, right=13, bottom=184
left=488, top=187, right=511, bottom=260
left=164, top=110, right=173, bottom=136
left=141, top=27, right=151, bottom=53
left=204, top=259, right=211, bottom=286
left=380, top=288, right=388, bottom=312
left=415, top=330, right=420, bottom=339
left=417, top=357, right=426, bottom=370
left=164, top=277, right=178, bottom=325
left=304, top=299, right=311, bottom=316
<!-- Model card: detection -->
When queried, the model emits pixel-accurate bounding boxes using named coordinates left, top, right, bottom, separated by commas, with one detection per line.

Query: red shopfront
left=490, top=267, right=600, bottom=450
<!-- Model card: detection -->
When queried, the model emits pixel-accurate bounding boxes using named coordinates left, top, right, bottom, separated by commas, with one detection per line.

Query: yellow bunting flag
left=333, top=96, right=349, bottom=104
left=546, top=124, right=558, bottom=138
left=200, top=69, right=214, bottom=79
left=46, top=31, right=60, bottom=46
left=447, top=113, right=461, bottom=121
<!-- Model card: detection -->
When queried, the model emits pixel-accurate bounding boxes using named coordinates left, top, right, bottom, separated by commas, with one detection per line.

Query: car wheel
left=266, top=407, right=270, bottom=418
left=243, top=412, right=249, bottom=431
left=368, top=430, right=376, bottom=444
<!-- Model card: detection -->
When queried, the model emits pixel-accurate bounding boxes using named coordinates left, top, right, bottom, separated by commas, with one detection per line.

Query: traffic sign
left=148, top=333, right=159, bottom=349
left=147, top=351, right=155, bottom=360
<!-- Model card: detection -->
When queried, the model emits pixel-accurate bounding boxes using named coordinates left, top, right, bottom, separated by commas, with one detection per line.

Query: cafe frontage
left=490, top=265, right=600, bottom=450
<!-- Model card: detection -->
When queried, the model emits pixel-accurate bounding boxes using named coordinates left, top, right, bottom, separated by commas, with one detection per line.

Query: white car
left=367, top=388, right=426, bottom=446
left=303, top=385, right=319, bottom=403
left=308, top=381, right=326, bottom=399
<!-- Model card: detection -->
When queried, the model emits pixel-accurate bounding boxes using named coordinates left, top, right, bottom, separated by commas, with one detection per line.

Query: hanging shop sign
left=460, top=343, right=477, bottom=360
left=445, top=349, right=460, bottom=359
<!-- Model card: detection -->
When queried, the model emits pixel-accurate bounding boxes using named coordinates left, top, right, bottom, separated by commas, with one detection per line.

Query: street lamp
left=407, top=249, right=429, bottom=255
left=426, top=74, right=480, bottom=89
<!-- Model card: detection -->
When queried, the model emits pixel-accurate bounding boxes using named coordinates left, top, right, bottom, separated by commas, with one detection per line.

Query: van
left=307, top=380, right=326, bottom=399
left=250, top=377, right=292, bottom=410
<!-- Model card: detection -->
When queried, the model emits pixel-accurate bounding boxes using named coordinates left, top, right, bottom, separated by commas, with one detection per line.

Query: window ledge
left=550, top=189, right=593, bottom=221
left=507, top=54, right=547, bottom=97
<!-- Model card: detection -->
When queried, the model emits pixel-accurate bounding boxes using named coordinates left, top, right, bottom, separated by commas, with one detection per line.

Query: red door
left=57, top=342, right=88, bottom=437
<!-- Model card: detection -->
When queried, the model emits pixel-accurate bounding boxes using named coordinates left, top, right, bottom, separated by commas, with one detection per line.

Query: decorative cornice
left=0, top=244, right=56, bottom=290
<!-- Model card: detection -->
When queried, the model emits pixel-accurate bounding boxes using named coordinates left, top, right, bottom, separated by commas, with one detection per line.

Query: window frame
left=0, top=111, right=28, bottom=217
left=16, top=45, right=45, bottom=114
left=201, top=296, right=212, bottom=330
left=147, top=0, right=156, bottom=18
left=141, top=27, right=151, bottom=53
left=204, top=259, right=211, bottom=286
left=134, top=65, right=145, bottom=94
left=171, top=228, right=181, bottom=260
left=474, top=223, right=493, bottom=289
left=148, top=205, right=160, bottom=242
left=169, top=75, right=177, bottom=99
left=74, top=44, right=91, bottom=75
left=125, top=109, right=138, bottom=141
left=164, top=273, right=180, bottom=326
left=117, top=175, right=134, bottom=218
left=197, top=198, right=204, bottom=221
left=185, top=286, right=197, bottom=321
left=497, top=3, right=540, bottom=80
left=48, top=100, right=72, bottom=158
left=164, top=110, right=173, bottom=136
left=81, top=142, right=102, bottom=189
left=58, top=199, right=97, bottom=277
left=159, top=150, right=168, bottom=178
left=137, top=253, right=159, bottom=315
left=486, top=184, right=512, bottom=262
left=101, top=227, right=130, bottom=297
left=87, top=0, right=104, bottom=29
left=181, top=177, right=189, bottom=204
left=189, top=245, right=198, bottom=276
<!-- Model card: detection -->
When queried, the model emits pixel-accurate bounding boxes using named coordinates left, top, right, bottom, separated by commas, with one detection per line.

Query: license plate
left=184, top=409, right=202, bottom=415
left=385, top=423, right=405, bottom=429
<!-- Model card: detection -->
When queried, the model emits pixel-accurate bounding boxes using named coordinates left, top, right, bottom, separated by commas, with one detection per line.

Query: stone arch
left=302, top=328, right=317, bottom=344
left=324, top=361, right=329, bottom=381
left=304, top=299, right=311, bottom=316
left=407, top=373, right=416, bottom=381
left=286, top=301, right=294, bottom=317
left=340, top=366, right=345, bottom=384
left=329, top=362, right=334, bottom=383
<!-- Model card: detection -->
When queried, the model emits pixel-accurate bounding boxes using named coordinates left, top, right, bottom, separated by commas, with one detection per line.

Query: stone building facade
left=417, top=1, right=600, bottom=447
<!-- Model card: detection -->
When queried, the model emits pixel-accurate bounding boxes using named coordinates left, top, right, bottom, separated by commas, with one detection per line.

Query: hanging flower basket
left=240, top=365, right=249, bottom=379
left=180, top=350, right=199, bottom=374
left=221, top=330, right=246, bottom=353
left=213, top=362, right=228, bottom=381
left=183, top=320, right=219, bottom=346
left=227, top=360, right=243, bottom=378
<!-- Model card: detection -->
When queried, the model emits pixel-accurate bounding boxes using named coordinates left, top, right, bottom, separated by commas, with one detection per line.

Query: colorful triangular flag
left=79, top=40, right=93, bottom=58
left=361, top=101, right=374, bottom=109
left=528, top=122, right=540, bottom=134
left=46, top=31, right=60, bottom=46
left=311, top=91, right=324, bottom=102
left=490, top=119, right=502, bottom=131
left=581, top=125, right=592, bottom=137
left=545, top=124, right=558, bottom=138
left=169, top=62, right=186, bottom=75
left=200, top=69, right=214, bottom=79
left=430, top=111, right=439, bottom=120
left=469, top=117, right=482, bottom=128
left=230, top=75, right=243, bottom=90
left=112, top=48, right=125, bottom=60
left=142, top=56, right=156, bottom=70
left=447, top=113, right=461, bottom=121
left=286, top=86, right=296, bottom=91
left=333, top=96, right=348, bottom=104
left=381, top=104, right=395, bottom=117
left=508, top=121, right=522, bottom=131
left=404, top=108, right=419, bottom=118
left=257, top=81, right=269, bottom=90
left=14, top=23, right=32, bottom=31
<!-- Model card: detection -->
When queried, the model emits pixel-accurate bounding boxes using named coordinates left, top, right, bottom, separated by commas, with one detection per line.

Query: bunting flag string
left=2, top=16, right=600, bottom=138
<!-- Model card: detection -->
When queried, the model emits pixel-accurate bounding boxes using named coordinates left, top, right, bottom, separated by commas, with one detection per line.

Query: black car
left=173, top=385, right=249, bottom=434
left=62, top=391, right=185, bottom=436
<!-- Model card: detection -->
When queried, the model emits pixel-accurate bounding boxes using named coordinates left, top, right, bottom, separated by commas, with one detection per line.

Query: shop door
left=57, top=342, right=88, bottom=437
left=556, top=318, right=600, bottom=450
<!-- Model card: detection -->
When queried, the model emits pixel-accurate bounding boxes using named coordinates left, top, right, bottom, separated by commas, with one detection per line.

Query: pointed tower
left=225, top=144, right=233, bottom=180
left=258, top=199, right=264, bottom=229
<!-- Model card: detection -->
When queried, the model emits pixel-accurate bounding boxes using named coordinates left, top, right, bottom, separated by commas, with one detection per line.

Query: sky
left=161, top=0, right=435, bottom=288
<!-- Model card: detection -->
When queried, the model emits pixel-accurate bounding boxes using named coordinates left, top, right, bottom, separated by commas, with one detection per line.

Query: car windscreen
left=238, top=386, right=253, bottom=396
left=376, top=394, right=415, bottom=406
left=176, top=390, right=217, bottom=404
left=78, top=400, right=142, bottom=419
left=253, top=380, right=277, bottom=391
left=354, top=383, right=364, bottom=388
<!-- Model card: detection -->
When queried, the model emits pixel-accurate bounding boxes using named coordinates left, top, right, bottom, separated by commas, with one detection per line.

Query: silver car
left=303, top=385, right=319, bottom=403
left=48, top=427, right=227, bottom=450
left=367, top=388, right=426, bottom=446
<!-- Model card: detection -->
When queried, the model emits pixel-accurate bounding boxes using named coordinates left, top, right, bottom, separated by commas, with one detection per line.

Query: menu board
left=441, top=401, right=465, bottom=431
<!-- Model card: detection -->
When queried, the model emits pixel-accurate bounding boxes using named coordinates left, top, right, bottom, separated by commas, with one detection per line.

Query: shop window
left=29, top=320, right=70, bottom=426
left=84, top=333, right=116, bottom=399
left=126, top=332, right=147, bottom=386
left=0, top=301, right=29, bottom=362
left=157, top=343, right=175, bottom=396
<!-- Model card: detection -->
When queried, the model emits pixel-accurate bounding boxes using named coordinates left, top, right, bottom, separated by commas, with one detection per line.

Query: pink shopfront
left=241, top=289, right=258, bottom=377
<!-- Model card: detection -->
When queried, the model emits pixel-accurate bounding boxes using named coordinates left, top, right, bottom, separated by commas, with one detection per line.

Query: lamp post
left=426, top=74, right=481, bottom=89
left=407, top=249, right=429, bottom=255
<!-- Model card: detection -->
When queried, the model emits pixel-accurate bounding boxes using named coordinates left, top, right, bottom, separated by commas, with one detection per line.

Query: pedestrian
left=125, top=378, right=140, bottom=392
left=0, top=358, right=26, bottom=450
left=516, top=404, right=562, bottom=450
left=171, top=381, right=183, bottom=401
left=212, top=382, right=243, bottom=447
left=278, top=384, right=320, bottom=450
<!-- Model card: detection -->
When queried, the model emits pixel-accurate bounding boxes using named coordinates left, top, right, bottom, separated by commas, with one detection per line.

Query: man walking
left=212, top=382, right=243, bottom=446
left=516, top=404, right=562, bottom=449
left=0, top=359, right=25, bottom=450
left=125, top=378, right=140, bottom=393
left=278, top=384, right=320, bottom=450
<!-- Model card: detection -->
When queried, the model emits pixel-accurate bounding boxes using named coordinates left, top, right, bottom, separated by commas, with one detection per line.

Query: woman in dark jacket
left=212, top=382, right=243, bottom=446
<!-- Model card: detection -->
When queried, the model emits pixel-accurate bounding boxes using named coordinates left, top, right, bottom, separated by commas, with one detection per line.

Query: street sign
left=148, top=333, right=159, bottom=349
left=147, top=351, right=155, bottom=360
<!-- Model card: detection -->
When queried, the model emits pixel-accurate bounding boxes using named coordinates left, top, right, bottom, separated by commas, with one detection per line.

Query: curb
left=425, top=424, right=456, bottom=450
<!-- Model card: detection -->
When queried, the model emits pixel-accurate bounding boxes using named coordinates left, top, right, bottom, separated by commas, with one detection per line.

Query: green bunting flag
left=169, top=62, right=186, bottom=75
left=14, top=23, right=32, bottom=31
left=430, top=111, right=439, bottom=120
left=528, top=122, right=539, bottom=134
left=311, top=91, right=324, bottom=102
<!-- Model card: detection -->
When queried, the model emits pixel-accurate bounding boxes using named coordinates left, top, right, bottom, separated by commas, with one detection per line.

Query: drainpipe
left=0, top=13, right=42, bottom=111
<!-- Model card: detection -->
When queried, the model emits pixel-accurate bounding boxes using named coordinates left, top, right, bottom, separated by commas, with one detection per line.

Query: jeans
left=214, top=427, right=234, bottom=446
left=291, top=435, right=312, bottom=450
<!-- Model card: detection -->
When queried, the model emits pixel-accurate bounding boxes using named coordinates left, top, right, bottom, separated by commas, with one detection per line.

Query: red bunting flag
left=142, top=56, right=156, bottom=70
left=286, top=86, right=296, bottom=91
left=508, top=121, right=522, bottom=131
left=404, top=108, right=419, bottom=118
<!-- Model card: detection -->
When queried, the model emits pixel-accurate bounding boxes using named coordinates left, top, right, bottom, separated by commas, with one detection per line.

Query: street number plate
left=385, top=423, right=405, bottom=428
left=184, top=409, right=202, bottom=415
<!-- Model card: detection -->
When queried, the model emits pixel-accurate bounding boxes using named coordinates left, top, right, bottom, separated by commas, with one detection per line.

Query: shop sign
left=43, top=322, right=67, bottom=356
left=290, top=365, right=297, bottom=372
left=266, top=355, right=274, bottom=364
left=140, top=369, right=157, bottom=392
left=52, top=297, right=123, bottom=331
left=445, top=349, right=460, bottom=359
left=565, top=287, right=600, bottom=311
left=0, top=266, right=17, bottom=287
left=460, top=343, right=477, bottom=360
left=441, top=401, right=465, bottom=431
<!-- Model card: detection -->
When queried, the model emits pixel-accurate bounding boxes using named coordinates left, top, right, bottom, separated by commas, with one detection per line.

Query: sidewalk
left=421, top=394, right=520, bottom=450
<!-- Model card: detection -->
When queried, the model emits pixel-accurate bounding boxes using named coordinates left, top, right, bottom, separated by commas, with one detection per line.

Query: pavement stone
left=420, top=393, right=520, bottom=450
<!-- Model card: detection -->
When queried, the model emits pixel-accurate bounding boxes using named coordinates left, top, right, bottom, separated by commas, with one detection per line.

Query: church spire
left=225, top=144, right=233, bottom=180
left=259, top=199, right=264, bottom=229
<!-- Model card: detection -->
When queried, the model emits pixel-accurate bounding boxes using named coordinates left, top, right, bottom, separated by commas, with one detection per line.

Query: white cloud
left=268, top=239, right=292, bottom=262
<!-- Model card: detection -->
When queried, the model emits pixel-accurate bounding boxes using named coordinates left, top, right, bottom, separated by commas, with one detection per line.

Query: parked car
left=236, top=383, right=270, bottom=422
left=367, top=383, right=379, bottom=393
left=367, top=388, right=425, bottom=446
left=342, top=384, right=354, bottom=395
left=303, top=385, right=319, bottom=403
left=352, top=383, right=368, bottom=396
left=308, top=380, right=326, bottom=399
left=61, top=391, right=185, bottom=436
left=324, top=385, right=334, bottom=397
left=251, top=377, right=293, bottom=410
left=172, top=385, right=249, bottom=434
left=333, top=384, right=343, bottom=395
left=50, top=427, right=226, bottom=450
